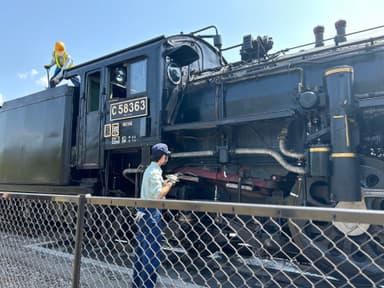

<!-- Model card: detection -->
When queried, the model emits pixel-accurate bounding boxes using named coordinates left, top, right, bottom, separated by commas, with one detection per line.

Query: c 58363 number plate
left=110, top=97, right=148, bottom=121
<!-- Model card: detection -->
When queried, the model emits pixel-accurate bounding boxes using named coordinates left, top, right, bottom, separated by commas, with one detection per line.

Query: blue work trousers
left=132, top=208, right=163, bottom=288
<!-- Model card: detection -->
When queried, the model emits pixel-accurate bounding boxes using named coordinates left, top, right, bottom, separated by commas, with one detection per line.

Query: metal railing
left=0, top=192, right=384, bottom=287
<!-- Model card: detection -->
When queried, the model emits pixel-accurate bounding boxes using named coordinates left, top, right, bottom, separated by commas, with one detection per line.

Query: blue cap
left=152, top=143, right=171, bottom=156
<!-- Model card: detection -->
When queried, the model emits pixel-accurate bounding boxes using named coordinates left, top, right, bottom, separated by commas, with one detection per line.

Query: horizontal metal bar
left=0, top=191, right=80, bottom=203
left=363, top=188, right=384, bottom=198
left=3, top=192, right=384, bottom=225
left=0, top=184, right=91, bottom=195
left=86, top=197, right=384, bottom=225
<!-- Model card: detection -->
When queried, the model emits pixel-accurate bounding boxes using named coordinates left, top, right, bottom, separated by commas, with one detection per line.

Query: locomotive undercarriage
left=156, top=154, right=384, bottom=284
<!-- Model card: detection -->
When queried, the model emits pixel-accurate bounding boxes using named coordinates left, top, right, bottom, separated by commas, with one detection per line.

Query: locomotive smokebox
left=325, top=66, right=361, bottom=201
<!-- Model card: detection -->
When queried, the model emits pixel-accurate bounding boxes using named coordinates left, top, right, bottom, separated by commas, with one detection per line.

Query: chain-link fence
left=1, top=192, right=384, bottom=287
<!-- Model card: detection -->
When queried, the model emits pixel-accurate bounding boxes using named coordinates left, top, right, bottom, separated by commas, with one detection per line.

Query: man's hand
left=165, top=174, right=179, bottom=185
left=164, top=179, right=174, bottom=187
left=2, top=192, right=10, bottom=200
left=134, top=211, right=145, bottom=221
left=52, top=78, right=60, bottom=85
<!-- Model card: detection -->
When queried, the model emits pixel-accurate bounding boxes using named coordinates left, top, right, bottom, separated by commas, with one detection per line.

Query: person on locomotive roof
left=44, top=41, right=79, bottom=88
left=132, top=143, right=175, bottom=288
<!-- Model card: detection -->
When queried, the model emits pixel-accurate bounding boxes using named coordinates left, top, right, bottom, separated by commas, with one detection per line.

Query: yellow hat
left=55, top=41, right=65, bottom=53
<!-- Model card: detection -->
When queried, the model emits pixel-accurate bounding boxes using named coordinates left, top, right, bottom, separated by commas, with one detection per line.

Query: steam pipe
left=233, top=148, right=306, bottom=174
left=278, top=128, right=305, bottom=159
left=171, top=151, right=215, bottom=158
left=171, top=148, right=306, bottom=174
left=279, top=139, right=305, bottom=159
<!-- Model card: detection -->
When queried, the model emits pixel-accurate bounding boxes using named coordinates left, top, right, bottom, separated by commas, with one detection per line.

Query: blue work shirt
left=140, top=162, right=164, bottom=200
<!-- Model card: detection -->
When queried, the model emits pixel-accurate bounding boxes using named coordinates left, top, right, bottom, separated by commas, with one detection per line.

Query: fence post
left=72, top=194, right=86, bottom=288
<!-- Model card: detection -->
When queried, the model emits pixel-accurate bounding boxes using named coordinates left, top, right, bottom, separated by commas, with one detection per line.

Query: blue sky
left=1, top=0, right=383, bottom=101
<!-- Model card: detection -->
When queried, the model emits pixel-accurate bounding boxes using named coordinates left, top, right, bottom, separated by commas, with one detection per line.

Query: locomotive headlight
left=167, top=62, right=181, bottom=85
left=114, top=67, right=126, bottom=84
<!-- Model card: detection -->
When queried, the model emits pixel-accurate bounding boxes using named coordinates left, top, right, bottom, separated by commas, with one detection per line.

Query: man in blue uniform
left=132, top=143, right=174, bottom=288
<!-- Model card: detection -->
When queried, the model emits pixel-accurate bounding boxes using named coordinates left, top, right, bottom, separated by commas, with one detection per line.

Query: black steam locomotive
left=1, top=20, right=384, bottom=280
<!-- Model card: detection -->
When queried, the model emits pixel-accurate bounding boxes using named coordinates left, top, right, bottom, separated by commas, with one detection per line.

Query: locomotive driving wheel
left=288, top=157, right=384, bottom=285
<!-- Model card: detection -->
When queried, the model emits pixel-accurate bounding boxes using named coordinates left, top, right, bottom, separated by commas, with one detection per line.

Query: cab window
left=109, top=64, right=127, bottom=99
left=86, top=71, right=101, bottom=112
left=130, top=59, right=147, bottom=95
left=109, top=59, right=147, bottom=99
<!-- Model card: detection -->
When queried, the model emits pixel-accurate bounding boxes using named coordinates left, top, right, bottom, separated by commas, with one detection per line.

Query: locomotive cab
left=65, top=37, right=164, bottom=195
left=64, top=33, right=223, bottom=196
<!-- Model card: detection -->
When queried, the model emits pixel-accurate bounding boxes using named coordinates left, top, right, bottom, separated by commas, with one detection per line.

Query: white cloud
left=18, top=72, right=28, bottom=80
left=35, top=76, right=48, bottom=88
left=31, top=69, right=38, bottom=76
left=17, top=69, right=39, bottom=80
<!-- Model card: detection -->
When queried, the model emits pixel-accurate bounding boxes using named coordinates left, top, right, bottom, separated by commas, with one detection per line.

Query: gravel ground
left=0, top=232, right=329, bottom=288
left=0, top=233, right=204, bottom=288
left=0, top=234, right=72, bottom=288
left=0, top=231, right=346, bottom=288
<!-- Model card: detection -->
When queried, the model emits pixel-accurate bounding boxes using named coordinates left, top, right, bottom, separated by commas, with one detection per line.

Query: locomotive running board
left=0, top=184, right=93, bottom=195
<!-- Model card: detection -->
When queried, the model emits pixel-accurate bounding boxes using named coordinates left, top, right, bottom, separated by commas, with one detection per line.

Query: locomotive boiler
left=1, top=20, right=384, bottom=280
